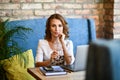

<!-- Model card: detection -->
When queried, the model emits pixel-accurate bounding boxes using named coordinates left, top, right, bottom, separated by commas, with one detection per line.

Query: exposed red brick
left=104, top=3, right=113, bottom=9
left=0, top=0, right=116, bottom=39
left=0, top=0, right=10, bottom=3
left=55, top=0, right=74, bottom=2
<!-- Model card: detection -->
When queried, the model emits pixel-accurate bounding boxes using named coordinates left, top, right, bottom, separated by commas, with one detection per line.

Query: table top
left=27, top=67, right=86, bottom=80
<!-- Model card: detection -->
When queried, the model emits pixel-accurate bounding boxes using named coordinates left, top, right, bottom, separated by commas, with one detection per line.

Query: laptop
left=62, top=45, right=89, bottom=72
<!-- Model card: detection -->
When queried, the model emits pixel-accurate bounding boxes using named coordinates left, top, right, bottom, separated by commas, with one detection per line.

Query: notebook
left=39, top=66, right=67, bottom=76
left=62, top=45, right=89, bottom=72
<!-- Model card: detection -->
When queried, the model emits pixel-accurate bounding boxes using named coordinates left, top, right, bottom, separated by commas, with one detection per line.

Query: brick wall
left=114, top=0, right=120, bottom=39
left=102, top=0, right=114, bottom=39
left=0, top=0, right=119, bottom=39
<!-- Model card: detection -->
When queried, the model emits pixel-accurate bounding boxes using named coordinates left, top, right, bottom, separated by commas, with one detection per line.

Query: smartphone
left=43, top=66, right=53, bottom=71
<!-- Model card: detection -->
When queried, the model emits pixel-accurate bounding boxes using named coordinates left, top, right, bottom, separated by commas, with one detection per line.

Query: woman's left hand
left=59, top=33, right=65, bottom=42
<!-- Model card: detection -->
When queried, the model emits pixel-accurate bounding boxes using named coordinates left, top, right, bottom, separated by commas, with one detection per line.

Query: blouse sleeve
left=66, top=40, right=75, bottom=65
left=35, top=40, right=43, bottom=63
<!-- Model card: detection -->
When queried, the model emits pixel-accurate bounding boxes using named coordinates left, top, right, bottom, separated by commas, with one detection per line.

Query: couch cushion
left=2, top=49, right=35, bottom=80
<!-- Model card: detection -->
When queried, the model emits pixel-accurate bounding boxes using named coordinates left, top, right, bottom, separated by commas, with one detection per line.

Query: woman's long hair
left=44, top=13, right=69, bottom=40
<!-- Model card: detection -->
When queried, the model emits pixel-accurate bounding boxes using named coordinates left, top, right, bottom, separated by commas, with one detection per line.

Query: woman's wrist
left=47, top=59, right=52, bottom=66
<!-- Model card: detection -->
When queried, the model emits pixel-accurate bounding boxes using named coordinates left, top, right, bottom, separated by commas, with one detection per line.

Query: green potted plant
left=0, top=19, right=33, bottom=80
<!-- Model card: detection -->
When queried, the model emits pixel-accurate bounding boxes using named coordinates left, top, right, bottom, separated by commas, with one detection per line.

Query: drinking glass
left=53, top=41, right=63, bottom=56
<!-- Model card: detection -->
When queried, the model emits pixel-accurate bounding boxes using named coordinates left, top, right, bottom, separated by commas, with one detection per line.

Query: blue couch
left=8, top=18, right=96, bottom=59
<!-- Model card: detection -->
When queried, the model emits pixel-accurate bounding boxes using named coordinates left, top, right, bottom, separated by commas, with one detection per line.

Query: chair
left=86, top=39, right=120, bottom=80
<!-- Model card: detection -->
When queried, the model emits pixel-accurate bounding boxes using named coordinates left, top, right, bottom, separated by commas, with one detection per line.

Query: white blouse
left=35, top=39, right=75, bottom=65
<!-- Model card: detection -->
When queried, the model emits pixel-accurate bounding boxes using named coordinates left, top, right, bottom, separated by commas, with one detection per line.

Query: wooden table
left=27, top=67, right=86, bottom=80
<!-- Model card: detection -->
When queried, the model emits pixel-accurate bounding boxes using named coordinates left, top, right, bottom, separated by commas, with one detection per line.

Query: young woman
left=35, top=13, right=75, bottom=67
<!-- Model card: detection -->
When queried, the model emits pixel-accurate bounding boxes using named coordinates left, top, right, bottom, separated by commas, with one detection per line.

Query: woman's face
left=50, top=19, right=63, bottom=38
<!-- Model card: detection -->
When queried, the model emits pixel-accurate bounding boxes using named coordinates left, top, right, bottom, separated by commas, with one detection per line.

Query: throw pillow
left=3, top=49, right=35, bottom=80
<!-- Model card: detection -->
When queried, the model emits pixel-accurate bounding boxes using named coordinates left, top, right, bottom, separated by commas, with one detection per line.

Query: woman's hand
left=50, top=51, right=60, bottom=60
left=59, top=33, right=65, bottom=42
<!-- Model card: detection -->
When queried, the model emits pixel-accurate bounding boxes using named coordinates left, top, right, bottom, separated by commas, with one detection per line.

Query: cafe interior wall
left=0, top=0, right=119, bottom=39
